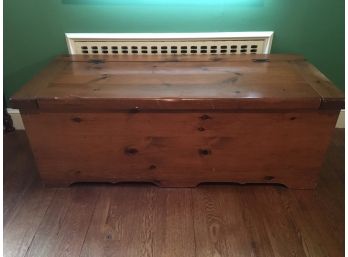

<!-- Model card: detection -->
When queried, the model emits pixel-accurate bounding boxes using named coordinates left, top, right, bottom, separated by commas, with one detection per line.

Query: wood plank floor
left=4, top=129, right=344, bottom=257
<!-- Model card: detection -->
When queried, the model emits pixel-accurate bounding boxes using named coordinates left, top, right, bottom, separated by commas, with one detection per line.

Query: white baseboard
left=7, top=108, right=345, bottom=130
left=7, top=108, right=25, bottom=130
left=336, top=110, right=345, bottom=128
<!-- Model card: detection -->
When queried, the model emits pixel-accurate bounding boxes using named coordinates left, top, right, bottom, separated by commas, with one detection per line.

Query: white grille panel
left=66, top=32, right=273, bottom=56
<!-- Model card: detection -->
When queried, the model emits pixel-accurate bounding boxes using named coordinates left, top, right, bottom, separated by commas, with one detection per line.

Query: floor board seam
left=3, top=130, right=344, bottom=257
left=190, top=189, right=198, bottom=257
left=23, top=188, right=58, bottom=257
left=77, top=188, right=102, bottom=257
left=4, top=174, right=37, bottom=227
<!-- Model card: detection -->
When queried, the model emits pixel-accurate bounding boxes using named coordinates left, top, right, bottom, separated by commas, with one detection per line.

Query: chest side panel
left=21, top=111, right=338, bottom=188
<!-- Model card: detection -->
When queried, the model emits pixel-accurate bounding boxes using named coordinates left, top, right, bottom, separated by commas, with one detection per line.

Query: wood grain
left=10, top=54, right=344, bottom=111
left=193, top=186, right=267, bottom=257
left=292, top=60, right=345, bottom=109
left=23, top=187, right=99, bottom=257
left=10, top=59, right=69, bottom=110
left=3, top=132, right=38, bottom=226
left=250, top=187, right=309, bottom=257
left=80, top=186, right=195, bottom=257
left=10, top=54, right=343, bottom=188
left=59, top=54, right=306, bottom=62
left=3, top=181, right=56, bottom=257
left=3, top=130, right=345, bottom=257
left=21, top=111, right=338, bottom=189
left=79, top=186, right=156, bottom=257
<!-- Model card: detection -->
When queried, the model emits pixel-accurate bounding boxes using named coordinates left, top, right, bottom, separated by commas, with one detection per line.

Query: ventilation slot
left=76, top=43, right=264, bottom=55
left=66, top=32, right=274, bottom=56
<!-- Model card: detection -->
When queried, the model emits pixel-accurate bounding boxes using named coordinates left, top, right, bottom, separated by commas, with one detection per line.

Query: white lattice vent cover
left=66, top=32, right=273, bottom=56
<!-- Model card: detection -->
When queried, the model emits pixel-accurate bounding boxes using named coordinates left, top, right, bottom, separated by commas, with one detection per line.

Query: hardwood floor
left=4, top=129, right=344, bottom=257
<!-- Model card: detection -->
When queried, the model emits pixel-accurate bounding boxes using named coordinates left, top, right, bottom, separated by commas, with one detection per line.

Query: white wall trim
left=336, top=110, right=345, bottom=128
left=65, top=32, right=274, bottom=42
left=65, top=32, right=274, bottom=55
left=7, top=108, right=25, bottom=130
left=8, top=108, right=344, bottom=130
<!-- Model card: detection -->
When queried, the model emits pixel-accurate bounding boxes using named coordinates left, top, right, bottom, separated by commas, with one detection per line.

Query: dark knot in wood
left=197, top=127, right=206, bottom=132
left=124, top=147, right=138, bottom=155
left=200, top=114, right=211, bottom=120
left=129, top=106, right=141, bottom=113
left=199, top=148, right=212, bottom=156
left=252, top=58, right=270, bottom=63
left=149, top=164, right=157, bottom=170
left=264, top=176, right=275, bottom=181
left=72, top=117, right=82, bottom=123
left=88, top=59, right=104, bottom=64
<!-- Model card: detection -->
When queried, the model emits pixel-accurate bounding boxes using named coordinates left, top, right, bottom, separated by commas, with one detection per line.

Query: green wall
left=4, top=0, right=345, bottom=101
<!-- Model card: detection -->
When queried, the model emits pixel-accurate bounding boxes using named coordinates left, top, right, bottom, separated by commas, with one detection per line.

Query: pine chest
left=10, top=54, right=344, bottom=189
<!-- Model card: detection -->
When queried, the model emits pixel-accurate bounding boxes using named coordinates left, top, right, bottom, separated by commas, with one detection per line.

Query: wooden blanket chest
left=10, top=54, right=344, bottom=189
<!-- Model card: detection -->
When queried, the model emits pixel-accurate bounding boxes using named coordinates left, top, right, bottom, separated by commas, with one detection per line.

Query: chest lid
left=10, top=54, right=344, bottom=112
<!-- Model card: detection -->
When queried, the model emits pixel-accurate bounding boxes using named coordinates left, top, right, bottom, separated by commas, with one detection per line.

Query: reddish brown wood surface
left=9, top=54, right=343, bottom=188
left=22, top=110, right=338, bottom=189
left=291, top=60, right=345, bottom=109
left=3, top=130, right=344, bottom=257
left=60, top=53, right=307, bottom=62
left=10, top=54, right=344, bottom=111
